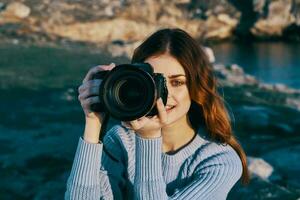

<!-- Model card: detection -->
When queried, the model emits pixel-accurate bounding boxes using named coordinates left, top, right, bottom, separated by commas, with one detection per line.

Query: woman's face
left=145, top=54, right=191, bottom=126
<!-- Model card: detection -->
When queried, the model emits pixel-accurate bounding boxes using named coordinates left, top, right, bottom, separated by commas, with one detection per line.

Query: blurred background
left=0, top=0, right=300, bottom=199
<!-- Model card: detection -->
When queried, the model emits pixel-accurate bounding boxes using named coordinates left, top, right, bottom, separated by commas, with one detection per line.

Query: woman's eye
left=171, top=80, right=185, bottom=87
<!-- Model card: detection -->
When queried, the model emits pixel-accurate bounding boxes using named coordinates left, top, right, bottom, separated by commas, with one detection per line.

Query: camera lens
left=100, top=65, right=156, bottom=121
left=115, top=78, right=145, bottom=108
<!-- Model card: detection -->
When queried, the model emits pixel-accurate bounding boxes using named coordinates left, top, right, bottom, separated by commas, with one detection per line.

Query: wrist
left=83, top=118, right=102, bottom=144
left=136, top=129, right=161, bottom=139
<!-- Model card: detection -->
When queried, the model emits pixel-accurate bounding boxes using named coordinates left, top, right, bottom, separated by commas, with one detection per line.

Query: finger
left=106, top=62, right=116, bottom=70
left=82, top=66, right=102, bottom=83
left=157, top=98, right=168, bottom=125
left=78, top=85, right=100, bottom=101
left=82, top=63, right=115, bottom=83
left=147, top=115, right=159, bottom=122
left=81, top=96, right=100, bottom=109
left=96, top=63, right=116, bottom=71
left=128, top=117, right=148, bottom=130
left=78, top=79, right=102, bottom=93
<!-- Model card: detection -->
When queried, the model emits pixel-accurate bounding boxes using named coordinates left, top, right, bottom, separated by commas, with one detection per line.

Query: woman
left=65, top=28, right=249, bottom=200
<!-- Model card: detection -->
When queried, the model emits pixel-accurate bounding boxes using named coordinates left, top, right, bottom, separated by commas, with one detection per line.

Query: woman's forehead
left=145, top=54, right=186, bottom=76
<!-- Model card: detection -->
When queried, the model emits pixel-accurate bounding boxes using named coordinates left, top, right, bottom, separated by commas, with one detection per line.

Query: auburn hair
left=131, top=28, right=249, bottom=184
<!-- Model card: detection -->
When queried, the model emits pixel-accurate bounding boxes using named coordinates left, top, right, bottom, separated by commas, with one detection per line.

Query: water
left=0, top=44, right=128, bottom=90
left=1, top=42, right=299, bottom=89
left=211, top=42, right=300, bottom=89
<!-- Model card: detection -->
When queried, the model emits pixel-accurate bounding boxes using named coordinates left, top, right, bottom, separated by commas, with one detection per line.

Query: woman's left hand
left=121, top=98, right=168, bottom=139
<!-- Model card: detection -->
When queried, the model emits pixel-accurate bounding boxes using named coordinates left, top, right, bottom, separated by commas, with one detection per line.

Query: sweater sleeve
left=134, top=135, right=243, bottom=200
left=134, top=134, right=166, bottom=199
left=64, top=127, right=127, bottom=200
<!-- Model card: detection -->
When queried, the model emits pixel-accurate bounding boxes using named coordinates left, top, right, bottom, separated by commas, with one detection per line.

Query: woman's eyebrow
left=168, top=74, right=186, bottom=78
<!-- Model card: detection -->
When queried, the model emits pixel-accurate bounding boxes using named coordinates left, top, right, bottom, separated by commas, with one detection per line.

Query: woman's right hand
left=77, top=63, right=115, bottom=143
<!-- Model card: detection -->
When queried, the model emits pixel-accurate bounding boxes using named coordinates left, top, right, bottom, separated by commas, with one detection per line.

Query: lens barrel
left=91, top=63, right=168, bottom=121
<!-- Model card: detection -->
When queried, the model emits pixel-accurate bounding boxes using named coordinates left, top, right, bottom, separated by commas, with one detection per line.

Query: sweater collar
left=161, top=126, right=208, bottom=166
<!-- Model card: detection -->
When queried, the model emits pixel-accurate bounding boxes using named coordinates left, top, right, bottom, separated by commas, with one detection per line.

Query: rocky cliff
left=0, top=0, right=300, bottom=46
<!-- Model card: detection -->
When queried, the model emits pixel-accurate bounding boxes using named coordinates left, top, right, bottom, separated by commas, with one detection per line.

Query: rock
left=1, top=0, right=300, bottom=44
left=106, top=40, right=141, bottom=58
left=203, top=47, right=215, bottom=63
left=253, top=0, right=266, bottom=14
left=286, top=98, right=300, bottom=111
left=228, top=176, right=300, bottom=199
left=247, top=157, right=274, bottom=179
left=251, top=0, right=295, bottom=37
left=244, top=74, right=258, bottom=85
left=174, top=0, right=190, bottom=4
left=1, top=2, right=30, bottom=19
left=41, top=18, right=157, bottom=43
left=213, top=63, right=259, bottom=86
left=262, top=145, right=300, bottom=189
left=230, top=64, right=244, bottom=76
left=217, top=13, right=238, bottom=27
left=273, top=83, right=288, bottom=92
left=204, top=14, right=238, bottom=40
left=211, top=62, right=300, bottom=111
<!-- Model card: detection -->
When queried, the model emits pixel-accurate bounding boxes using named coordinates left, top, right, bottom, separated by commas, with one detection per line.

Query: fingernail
left=158, top=98, right=163, bottom=104
left=110, top=63, right=115, bottom=67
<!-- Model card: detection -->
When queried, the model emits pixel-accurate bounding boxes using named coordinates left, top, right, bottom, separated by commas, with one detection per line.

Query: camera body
left=90, top=63, right=168, bottom=121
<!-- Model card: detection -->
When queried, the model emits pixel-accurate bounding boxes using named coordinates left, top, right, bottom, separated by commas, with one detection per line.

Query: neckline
left=164, top=132, right=197, bottom=155
left=161, top=129, right=206, bottom=166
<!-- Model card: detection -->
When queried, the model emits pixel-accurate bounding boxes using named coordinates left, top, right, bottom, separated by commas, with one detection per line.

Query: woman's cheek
left=174, top=88, right=190, bottom=102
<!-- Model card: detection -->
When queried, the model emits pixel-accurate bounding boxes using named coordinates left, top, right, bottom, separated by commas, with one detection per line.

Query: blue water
left=211, top=42, right=300, bottom=89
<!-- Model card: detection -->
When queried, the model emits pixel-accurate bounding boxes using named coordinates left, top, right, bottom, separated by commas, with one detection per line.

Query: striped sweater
left=65, top=125, right=242, bottom=200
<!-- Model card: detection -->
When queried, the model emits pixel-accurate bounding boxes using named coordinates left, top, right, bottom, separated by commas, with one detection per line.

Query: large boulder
left=204, top=13, right=239, bottom=40
left=247, top=157, right=274, bottom=180
left=251, top=0, right=295, bottom=37
left=0, top=2, right=30, bottom=23
left=41, top=18, right=157, bottom=43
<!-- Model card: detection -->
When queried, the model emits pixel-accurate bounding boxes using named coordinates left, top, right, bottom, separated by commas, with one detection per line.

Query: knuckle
left=86, top=98, right=92, bottom=104
left=78, top=85, right=84, bottom=93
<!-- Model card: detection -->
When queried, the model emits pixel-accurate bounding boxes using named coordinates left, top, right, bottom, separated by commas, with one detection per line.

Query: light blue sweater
left=65, top=125, right=242, bottom=200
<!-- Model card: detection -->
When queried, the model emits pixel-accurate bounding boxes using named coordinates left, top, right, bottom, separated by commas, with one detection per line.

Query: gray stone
left=247, top=156, right=274, bottom=180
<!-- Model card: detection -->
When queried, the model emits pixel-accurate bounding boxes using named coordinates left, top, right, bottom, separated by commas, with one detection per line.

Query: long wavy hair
left=131, top=28, right=249, bottom=184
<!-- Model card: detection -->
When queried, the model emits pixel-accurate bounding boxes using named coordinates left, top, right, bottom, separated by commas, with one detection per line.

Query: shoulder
left=193, top=139, right=243, bottom=181
left=198, top=140, right=242, bottom=164
left=194, top=127, right=242, bottom=172
left=182, top=139, right=244, bottom=198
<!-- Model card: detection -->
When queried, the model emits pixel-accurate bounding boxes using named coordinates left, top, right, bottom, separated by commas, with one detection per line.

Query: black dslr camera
left=90, top=63, right=168, bottom=121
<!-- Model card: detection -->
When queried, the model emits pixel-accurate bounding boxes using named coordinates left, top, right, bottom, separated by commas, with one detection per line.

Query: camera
left=90, top=63, right=168, bottom=121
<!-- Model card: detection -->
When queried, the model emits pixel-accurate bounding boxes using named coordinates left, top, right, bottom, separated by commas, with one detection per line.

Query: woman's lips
left=166, top=106, right=175, bottom=112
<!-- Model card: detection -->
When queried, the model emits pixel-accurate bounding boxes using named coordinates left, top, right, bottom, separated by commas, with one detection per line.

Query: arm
left=134, top=134, right=166, bottom=199
left=65, top=127, right=127, bottom=200
left=134, top=135, right=243, bottom=200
